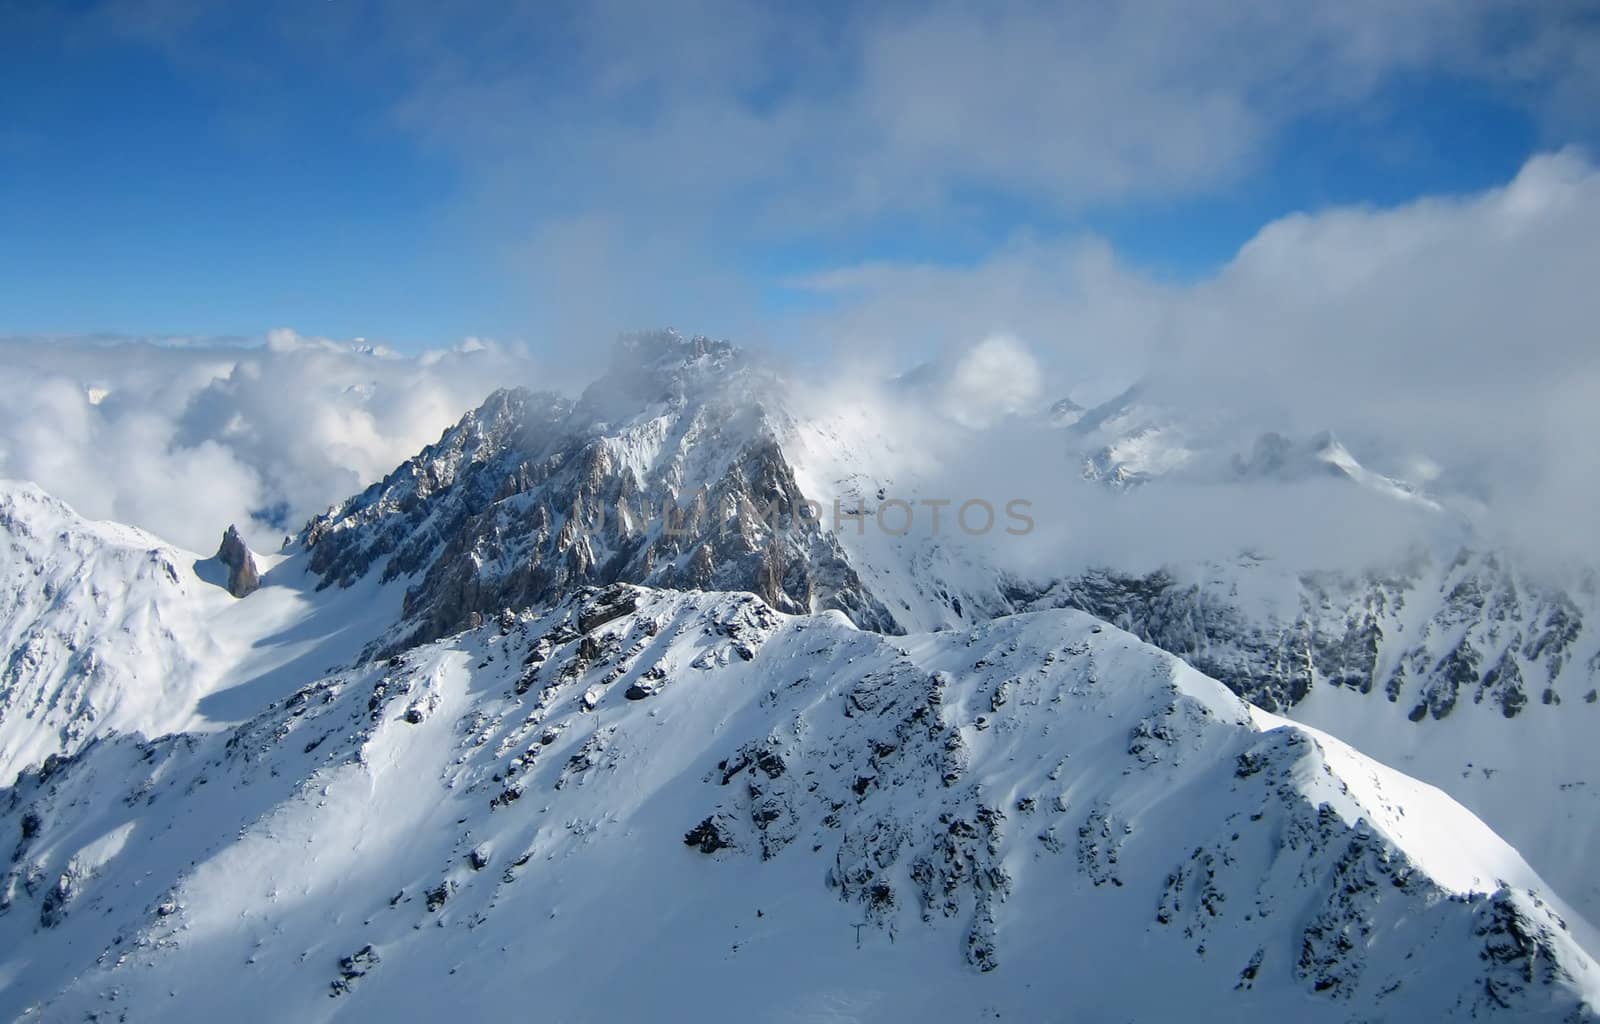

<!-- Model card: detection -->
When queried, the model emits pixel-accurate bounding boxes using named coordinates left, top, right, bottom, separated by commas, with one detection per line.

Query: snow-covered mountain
left=2, top=330, right=1598, bottom=1019
left=302, top=334, right=895, bottom=652
left=0, top=481, right=228, bottom=781
left=4, top=587, right=1596, bottom=1020
left=1072, top=386, right=1199, bottom=488
left=1026, top=552, right=1600, bottom=917
left=1229, top=431, right=1441, bottom=509
left=0, top=482, right=405, bottom=785
left=1063, top=385, right=1440, bottom=511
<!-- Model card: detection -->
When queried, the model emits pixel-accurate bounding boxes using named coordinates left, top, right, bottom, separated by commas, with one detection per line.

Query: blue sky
left=2, top=1, right=1595, bottom=352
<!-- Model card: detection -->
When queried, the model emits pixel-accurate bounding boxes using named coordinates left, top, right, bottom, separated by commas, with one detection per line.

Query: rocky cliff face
left=1036, top=553, right=1595, bottom=721
left=302, top=332, right=896, bottom=652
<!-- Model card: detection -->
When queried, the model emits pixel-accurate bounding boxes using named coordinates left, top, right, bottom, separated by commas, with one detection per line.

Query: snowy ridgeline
left=3, top=586, right=1596, bottom=1021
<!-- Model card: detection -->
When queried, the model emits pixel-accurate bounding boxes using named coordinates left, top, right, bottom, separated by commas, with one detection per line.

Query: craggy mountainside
left=1046, top=554, right=1596, bottom=719
left=299, top=332, right=1600, bottom=917
left=303, top=333, right=894, bottom=651
left=1029, top=552, right=1600, bottom=917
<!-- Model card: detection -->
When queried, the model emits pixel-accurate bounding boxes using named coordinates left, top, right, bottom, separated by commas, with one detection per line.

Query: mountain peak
left=610, top=328, right=739, bottom=373
left=299, top=330, right=890, bottom=648
left=576, top=329, right=759, bottom=421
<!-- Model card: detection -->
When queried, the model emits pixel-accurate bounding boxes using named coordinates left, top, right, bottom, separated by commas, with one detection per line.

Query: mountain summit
left=302, top=332, right=895, bottom=650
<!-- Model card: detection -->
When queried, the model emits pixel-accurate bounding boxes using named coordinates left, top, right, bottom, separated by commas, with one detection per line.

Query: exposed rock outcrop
left=216, top=524, right=261, bottom=598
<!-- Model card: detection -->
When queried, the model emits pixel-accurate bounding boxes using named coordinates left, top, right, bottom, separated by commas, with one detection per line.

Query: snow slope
left=0, top=480, right=404, bottom=785
left=772, top=349, right=1600, bottom=925
left=0, top=481, right=235, bottom=782
left=2, top=588, right=1595, bottom=1021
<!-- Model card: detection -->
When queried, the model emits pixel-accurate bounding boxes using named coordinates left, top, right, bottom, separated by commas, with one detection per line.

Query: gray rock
left=216, top=525, right=260, bottom=598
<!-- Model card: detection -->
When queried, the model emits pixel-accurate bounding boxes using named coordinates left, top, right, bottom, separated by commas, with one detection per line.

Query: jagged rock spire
left=216, top=524, right=261, bottom=598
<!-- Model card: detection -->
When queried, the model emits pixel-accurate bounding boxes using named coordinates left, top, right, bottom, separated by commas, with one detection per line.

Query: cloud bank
left=0, top=331, right=538, bottom=553
left=793, top=149, right=1600, bottom=574
left=3, top=151, right=1596, bottom=577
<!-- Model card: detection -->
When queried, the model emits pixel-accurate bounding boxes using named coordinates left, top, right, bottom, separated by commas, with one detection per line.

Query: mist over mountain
left=9, top=153, right=1600, bottom=577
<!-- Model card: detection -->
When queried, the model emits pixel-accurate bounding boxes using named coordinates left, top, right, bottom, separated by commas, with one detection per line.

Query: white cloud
left=379, top=1, right=1600, bottom=227
left=788, top=237, right=1162, bottom=404
left=1157, top=149, right=1600, bottom=481
left=6, top=150, right=1596, bottom=577
left=791, top=150, right=1600, bottom=572
left=0, top=332, right=539, bottom=553
left=941, top=335, right=1044, bottom=428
